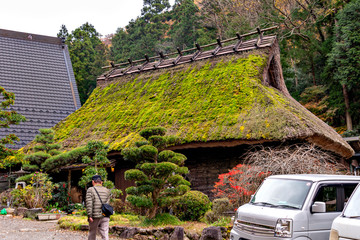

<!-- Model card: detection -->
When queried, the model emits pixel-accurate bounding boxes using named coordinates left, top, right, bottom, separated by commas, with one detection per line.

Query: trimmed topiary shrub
left=173, top=190, right=211, bottom=221
left=122, top=128, right=190, bottom=219
left=23, top=128, right=61, bottom=172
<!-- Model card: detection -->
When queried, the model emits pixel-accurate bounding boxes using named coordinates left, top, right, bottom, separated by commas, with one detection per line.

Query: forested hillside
left=59, top=0, right=360, bottom=136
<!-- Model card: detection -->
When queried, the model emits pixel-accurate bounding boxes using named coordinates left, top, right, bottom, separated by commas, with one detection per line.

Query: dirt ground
left=0, top=215, right=117, bottom=240
left=0, top=215, right=211, bottom=239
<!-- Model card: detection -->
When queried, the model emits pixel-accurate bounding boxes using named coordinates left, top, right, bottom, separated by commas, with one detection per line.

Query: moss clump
left=53, top=51, right=313, bottom=151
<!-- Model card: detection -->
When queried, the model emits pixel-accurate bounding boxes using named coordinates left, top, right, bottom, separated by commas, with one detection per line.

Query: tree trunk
left=149, top=205, right=158, bottom=219
left=342, top=84, right=353, bottom=130
left=291, top=58, right=298, bottom=88
left=68, top=170, right=72, bottom=195
left=310, top=56, right=316, bottom=86
left=149, top=191, right=159, bottom=219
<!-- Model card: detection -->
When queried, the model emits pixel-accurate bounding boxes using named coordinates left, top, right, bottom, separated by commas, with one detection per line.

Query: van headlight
left=275, top=218, right=293, bottom=238
left=329, top=229, right=339, bottom=240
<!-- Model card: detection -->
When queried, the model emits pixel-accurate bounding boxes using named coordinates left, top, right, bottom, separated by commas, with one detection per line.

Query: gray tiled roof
left=0, top=29, right=81, bottom=149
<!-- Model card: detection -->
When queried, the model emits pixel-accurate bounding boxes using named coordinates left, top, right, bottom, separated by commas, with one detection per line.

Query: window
left=314, top=186, right=337, bottom=212
left=313, top=184, right=358, bottom=212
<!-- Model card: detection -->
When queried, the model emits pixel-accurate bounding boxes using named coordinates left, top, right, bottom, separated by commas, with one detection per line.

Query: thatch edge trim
left=287, top=97, right=354, bottom=159
left=305, top=133, right=353, bottom=159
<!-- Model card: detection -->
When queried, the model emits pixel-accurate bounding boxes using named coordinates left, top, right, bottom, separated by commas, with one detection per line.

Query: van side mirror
left=312, top=201, right=326, bottom=213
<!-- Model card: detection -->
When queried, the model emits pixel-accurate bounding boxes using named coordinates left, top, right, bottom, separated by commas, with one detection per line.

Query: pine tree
left=57, top=24, right=69, bottom=39
left=122, top=127, right=190, bottom=219
left=169, top=0, right=205, bottom=49
left=0, top=86, right=26, bottom=163
left=110, top=0, right=171, bottom=63
left=22, top=128, right=61, bottom=171
left=78, top=141, right=114, bottom=189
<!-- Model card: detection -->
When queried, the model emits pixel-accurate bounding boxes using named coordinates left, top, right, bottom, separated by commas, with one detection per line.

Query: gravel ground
left=0, top=215, right=117, bottom=240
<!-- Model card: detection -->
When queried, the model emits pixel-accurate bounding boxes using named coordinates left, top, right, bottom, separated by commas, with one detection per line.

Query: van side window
left=314, top=186, right=337, bottom=212
left=313, top=184, right=358, bottom=212
left=344, top=184, right=357, bottom=206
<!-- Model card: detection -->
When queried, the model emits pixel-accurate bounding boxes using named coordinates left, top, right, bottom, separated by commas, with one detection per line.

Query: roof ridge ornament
left=212, top=38, right=222, bottom=56
left=255, top=27, right=264, bottom=48
left=191, top=43, right=202, bottom=61
left=99, top=26, right=279, bottom=80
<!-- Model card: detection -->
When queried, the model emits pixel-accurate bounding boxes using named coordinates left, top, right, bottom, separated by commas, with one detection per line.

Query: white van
left=329, top=183, right=360, bottom=240
left=230, top=174, right=360, bottom=240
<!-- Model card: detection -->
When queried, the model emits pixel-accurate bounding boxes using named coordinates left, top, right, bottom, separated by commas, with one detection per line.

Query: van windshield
left=343, top=185, right=360, bottom=218
left=251, top=178, right=312, bottom=210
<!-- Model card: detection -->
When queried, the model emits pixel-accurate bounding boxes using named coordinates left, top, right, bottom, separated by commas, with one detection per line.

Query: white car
left=330, top=183, right=360, bottom=240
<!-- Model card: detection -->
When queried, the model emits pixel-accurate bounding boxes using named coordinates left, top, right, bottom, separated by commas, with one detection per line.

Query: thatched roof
left=53, top=32, right=354, bottom=159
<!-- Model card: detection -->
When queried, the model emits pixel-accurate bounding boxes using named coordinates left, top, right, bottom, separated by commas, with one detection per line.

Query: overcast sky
left=0, top=0, right=174, bottom=37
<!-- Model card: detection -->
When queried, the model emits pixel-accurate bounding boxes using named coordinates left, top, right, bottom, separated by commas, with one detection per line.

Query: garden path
left=0, top=215, right=117, bottom=239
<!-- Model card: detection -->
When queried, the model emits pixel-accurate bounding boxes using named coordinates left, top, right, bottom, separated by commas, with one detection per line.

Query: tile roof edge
left=0, top=28, right=62, bottom=45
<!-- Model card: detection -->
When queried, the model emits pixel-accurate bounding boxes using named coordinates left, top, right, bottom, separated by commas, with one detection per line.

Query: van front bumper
left=230, top=228, right=310, bottom=240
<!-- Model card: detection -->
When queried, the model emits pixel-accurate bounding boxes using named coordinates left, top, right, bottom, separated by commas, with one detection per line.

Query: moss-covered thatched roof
left=53, top=39, right=353, bottom=159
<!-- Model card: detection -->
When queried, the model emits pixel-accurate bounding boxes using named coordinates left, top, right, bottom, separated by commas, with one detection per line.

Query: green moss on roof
left=54, top=52, right=325, bottom=151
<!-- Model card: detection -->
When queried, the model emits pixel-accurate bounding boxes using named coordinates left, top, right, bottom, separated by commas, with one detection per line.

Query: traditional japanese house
left=49, top=27, right=354, bottom=197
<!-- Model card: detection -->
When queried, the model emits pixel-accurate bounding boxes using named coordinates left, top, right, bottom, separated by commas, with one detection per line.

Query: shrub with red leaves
left=212, top=164, right=269, bottom=207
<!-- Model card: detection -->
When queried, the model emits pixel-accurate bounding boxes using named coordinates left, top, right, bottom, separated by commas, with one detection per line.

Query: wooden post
left=255, top=27, right=263, bottom=48
left=68, top=170, right=71, bottom=194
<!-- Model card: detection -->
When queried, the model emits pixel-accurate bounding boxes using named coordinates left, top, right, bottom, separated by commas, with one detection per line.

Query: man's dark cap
left=92, top=175, right=102, bottom=181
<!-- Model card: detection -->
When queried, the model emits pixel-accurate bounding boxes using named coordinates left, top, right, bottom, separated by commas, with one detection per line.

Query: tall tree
left=57, top=24, right=69, bottom=39
left=60, top=23, right=107, bottom=104
left=200, top=0, right=258, bottom=39
left=111, top=0, right=171, bottom=63
left=169, top=0, right=213, bottom=49
left=325, top=0, right=360, bottom=131
left=0, top=86, right=26, bottom=164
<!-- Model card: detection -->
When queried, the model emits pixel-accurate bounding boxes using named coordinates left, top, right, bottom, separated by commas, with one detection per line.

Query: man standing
left=86, top=175, right=111, bottom=240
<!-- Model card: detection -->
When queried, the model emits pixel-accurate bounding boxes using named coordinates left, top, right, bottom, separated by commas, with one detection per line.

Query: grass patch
left=58, top=216, right=88, bottom=230
left=141, top=213, right=182, bottom=227
left=109, top=213, right=141, bottom=226
left=210, top=216, right=232, bottom=227
left=58, top=214, right=142, bottom=230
